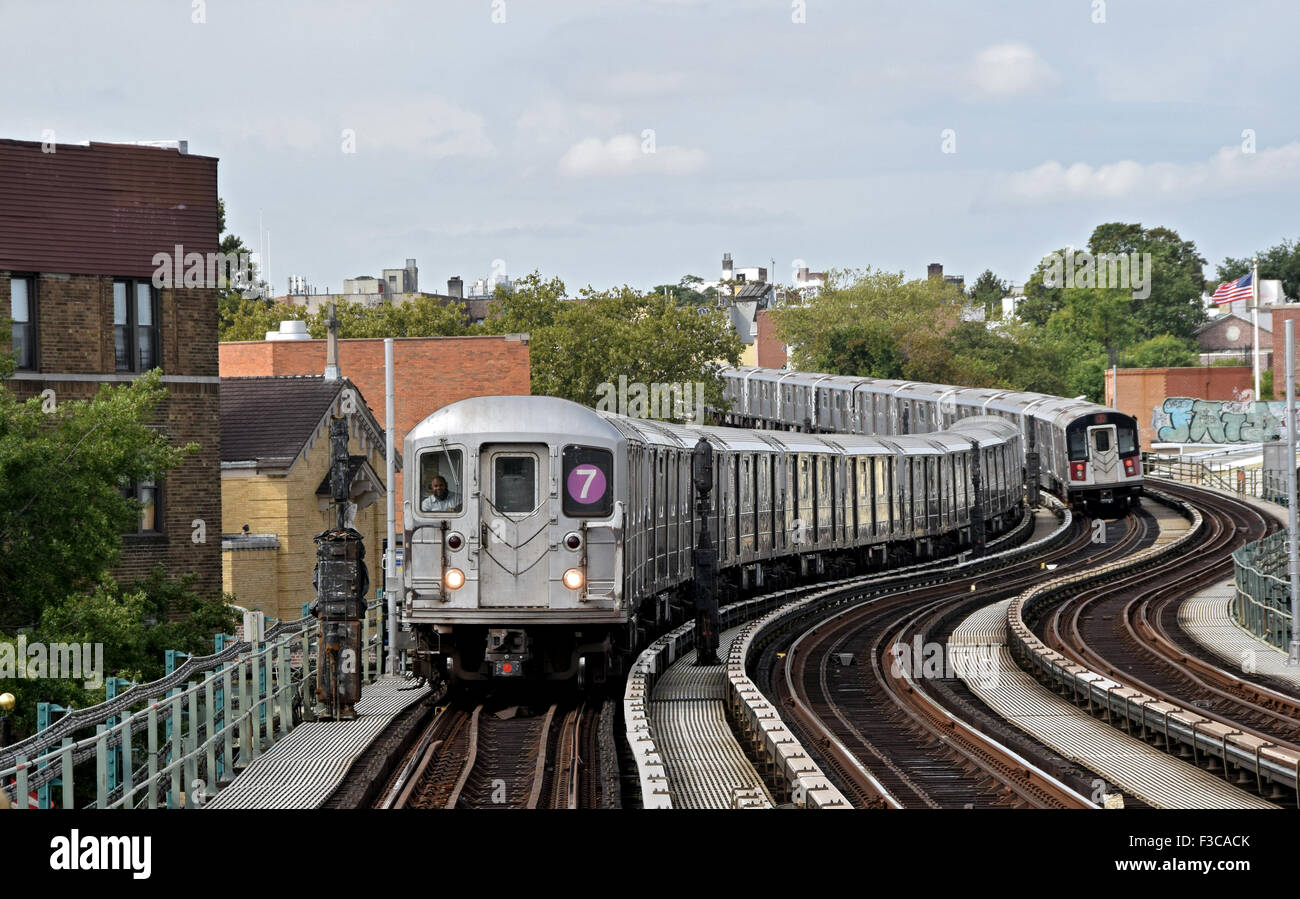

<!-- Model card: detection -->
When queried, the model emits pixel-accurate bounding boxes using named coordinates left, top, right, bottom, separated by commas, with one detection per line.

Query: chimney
left=448, top=276, right=463, bottom=299
left=324, top=301, right=341, bottom=381
left=927, top=263, right=944, bottom=280
left=723, top=252, right=733, bottom=280
left=405, top=257, right=418, bottom=293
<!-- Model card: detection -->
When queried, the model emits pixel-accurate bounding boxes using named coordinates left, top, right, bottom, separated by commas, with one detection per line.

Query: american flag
left=1212, top=272, right=1253, bottom=305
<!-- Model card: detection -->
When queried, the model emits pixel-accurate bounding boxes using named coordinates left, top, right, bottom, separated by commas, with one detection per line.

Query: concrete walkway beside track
left=207, top=676, right=431, bottom=809
left=1180, top=579, right=1300, bottom=690
left=650, top=624, right=775, bottom=809
left=951, top=599, right=1276, bottom=809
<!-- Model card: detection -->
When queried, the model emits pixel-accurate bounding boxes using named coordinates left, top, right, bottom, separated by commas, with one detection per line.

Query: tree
left=650, top=275, right=718, bottom=308
left=1018, top=250, right=1070, bottom=328
left=0, top=370, right=198, bottom=628
left=483, top=271, right=566, bottom=334
left=771, top=267, right=969, bottom=381
left=1122, top=334, right=1198, bottom=369
left=1220, top=237, right=1300, bottom=301
left=968, top=269, right=1007, bottom=320
left=1087, top=222, right=1206, bottom=341
left=218, top=294, right=470, bottom=342
left=479, top=274, right=742, bottom=416
left=1, top=568, right=237, bottom=737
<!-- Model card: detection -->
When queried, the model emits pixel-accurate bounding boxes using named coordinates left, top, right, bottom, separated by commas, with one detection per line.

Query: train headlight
left=443, top=568, right=466, bottom=590
left=563, top=568, right=586, bottom=591
left=446, top=532, right=464, bottom=551
left=564, top=532, right=583, bottom=551
left=1123, top=457, right=1139, bottom=477
left=1070, top=461, right=1087, bottom=481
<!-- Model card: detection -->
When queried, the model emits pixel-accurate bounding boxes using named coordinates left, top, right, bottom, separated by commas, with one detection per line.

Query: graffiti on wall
left=1152, top=397, right=1281, bottom=443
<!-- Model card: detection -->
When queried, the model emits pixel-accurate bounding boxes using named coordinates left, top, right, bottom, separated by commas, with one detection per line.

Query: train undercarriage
left=412, top=503, right=1025, bottom=689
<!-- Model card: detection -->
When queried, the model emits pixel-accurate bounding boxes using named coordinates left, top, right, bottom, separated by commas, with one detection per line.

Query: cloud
left=350, top=97, right=494, bottom=158
left=599, top=70, right=691, bottom=98
left=994, top=142, right=1300, bottom=205
left=225, top=95, right=494, bottom=158
left=515, top=99, right=622, bottom=147
left=969, top=43, right=1057, bottom=97
left=558, top=133, right=706, bottom=177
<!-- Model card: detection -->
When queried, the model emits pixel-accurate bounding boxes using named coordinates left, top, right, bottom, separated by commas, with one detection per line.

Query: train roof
left=405, top=395, right=625, bottom=447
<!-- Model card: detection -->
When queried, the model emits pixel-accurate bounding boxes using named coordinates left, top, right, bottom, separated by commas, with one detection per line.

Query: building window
left=10, top=275, right=36, bottom=370
left=114, top=280, right=159, bottom=372
left=121, top=480, right=162, bottom=534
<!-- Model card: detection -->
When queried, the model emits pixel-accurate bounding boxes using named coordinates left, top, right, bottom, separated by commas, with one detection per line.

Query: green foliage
left=0, top=370, right=198, bottom=629
left=1088, top=223, right=1207, bottom=341
left=0, top=568, right=237, bottom=737
left=968, top=269, right=1007, bottom=320
left=1121, top=334, right=1199, bottom=369
left=650, top=275, right=718, bottom=307
left=219, top=294, right=470, bottom=342
left=1220, top=237, right=1300, bottom=301
left=479, top=272, right=742, bottom=417
left=773, top=268, right=966, bottom=379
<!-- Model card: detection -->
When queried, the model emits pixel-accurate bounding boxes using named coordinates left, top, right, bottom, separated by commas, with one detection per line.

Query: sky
left=3, top=0, right=1297, bottom=296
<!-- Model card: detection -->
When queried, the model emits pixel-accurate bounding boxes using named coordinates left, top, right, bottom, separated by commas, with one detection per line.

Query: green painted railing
left=1232, top=530, right=1294, bottom=651
left=0, top=600, right=385, bottom=809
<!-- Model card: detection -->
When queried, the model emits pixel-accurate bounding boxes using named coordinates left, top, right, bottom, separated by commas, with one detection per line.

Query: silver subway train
left=401, top=395, right=1023, bottom=684
left=720, top=366, right=1143, bottom=511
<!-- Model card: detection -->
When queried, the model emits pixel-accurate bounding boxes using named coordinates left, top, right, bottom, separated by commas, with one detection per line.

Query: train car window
left=493, top=456, right=537, bottom=514
left=1093, top=430, right=1111, bottom=452
left=562, top=446, right=614, bottom=517
left=1066, top=427, right=1087, bottom=461
left=1118, top=425, right=1138, bottom=456
left=419, top=448, right=464, bottom=514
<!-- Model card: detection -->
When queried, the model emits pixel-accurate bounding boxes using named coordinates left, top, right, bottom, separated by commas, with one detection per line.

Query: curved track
left=760, top=507, right=1153, bottom=807
left=1038, top=482, right=1300, bottom=752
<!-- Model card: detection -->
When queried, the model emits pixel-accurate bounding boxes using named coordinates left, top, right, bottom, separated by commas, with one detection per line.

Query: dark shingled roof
left=220, top=376, right=346, bottom=467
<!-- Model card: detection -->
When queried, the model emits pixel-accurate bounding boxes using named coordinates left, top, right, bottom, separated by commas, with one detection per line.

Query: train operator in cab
left=421, top=474, right=462, bottom=513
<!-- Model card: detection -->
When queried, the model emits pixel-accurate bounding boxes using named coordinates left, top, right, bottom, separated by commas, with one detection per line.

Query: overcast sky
left=3, top=0, right=1297, bottom=295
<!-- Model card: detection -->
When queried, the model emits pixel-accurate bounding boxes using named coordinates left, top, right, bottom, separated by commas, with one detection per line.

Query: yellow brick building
left=220, top=376, right=397, bottom=622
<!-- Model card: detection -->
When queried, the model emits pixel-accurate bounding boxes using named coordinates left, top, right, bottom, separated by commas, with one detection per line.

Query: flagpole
left=1253, top=256, right=1261, bottom=400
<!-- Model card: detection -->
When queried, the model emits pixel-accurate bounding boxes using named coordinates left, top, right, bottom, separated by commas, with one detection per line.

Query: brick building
left=219, top=332, right=531, bottom=529
left=221, top=376, right=393, bottom=621
left=1106, top=366, right=1253, bottom=447
left=0, top=139, right=222, bottom=600
left=1194, top=312, right=1273, bottom=368
left=754, top=310, right=789, bottom=369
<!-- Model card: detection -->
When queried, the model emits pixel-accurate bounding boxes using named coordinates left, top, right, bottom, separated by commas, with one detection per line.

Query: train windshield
left=493, top=456, right=537, bottom=513
left=420, top=448, right=464, bottom=514
left=1067, top=428, right=1087, bottom=461
left=1117, top=425, right=1138, bottom=455
left=1093, top=429, right=1110, bottom=452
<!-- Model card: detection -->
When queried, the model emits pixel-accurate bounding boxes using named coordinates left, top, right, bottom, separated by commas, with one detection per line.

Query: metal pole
left=385, top=338, right=398, bottom=676
left=1287, top=319, right=1300, bottom=665
left=1253, top=256, right=1261, bottom=401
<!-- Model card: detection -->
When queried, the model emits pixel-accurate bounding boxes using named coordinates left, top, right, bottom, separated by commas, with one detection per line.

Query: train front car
left=1060, top=408, right=1143, bottom=513
left=402, top=396, right=628, bottom=685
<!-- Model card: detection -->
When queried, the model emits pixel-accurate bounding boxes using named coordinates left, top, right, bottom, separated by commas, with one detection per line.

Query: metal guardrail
left=1142, top=452, right=1295, bottom=506
left=0, top=600, right=385, bottom=809
left=1232, top=530, right=1294, bottom=651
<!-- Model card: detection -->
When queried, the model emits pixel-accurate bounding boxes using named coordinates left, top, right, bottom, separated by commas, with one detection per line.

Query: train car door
left=478, top=444, right=550, bottom=607
left=1088, top=423, right=1119, bottom=483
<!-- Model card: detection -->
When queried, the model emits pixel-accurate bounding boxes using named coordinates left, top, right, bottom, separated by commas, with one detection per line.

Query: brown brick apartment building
left=0, top=139, right=222, bottom=600
left=219, top=333, right=531, bottom=528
